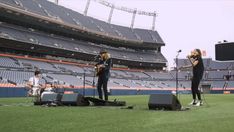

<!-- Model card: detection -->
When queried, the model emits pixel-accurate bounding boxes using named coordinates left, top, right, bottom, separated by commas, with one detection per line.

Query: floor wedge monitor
left=61, top=93, right=89, bottom=106
left=148, top=94, right=181, bottom=110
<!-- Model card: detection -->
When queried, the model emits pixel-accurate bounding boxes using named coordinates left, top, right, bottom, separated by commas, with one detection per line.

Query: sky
left=49, top=0, right=234, bottom=68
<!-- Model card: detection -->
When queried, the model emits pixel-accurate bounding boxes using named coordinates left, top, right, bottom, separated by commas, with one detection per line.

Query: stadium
left=0, top=0, right=234, bottom=132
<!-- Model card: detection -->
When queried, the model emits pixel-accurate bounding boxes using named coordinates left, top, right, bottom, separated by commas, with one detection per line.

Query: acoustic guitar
left=95, top=64, right=105, bottom=76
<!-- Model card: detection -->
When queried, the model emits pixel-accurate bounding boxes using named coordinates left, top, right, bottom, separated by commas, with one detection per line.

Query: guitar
left=27, top=83, right=45, bottom=97
left=95, top=64, right=105, bottom=76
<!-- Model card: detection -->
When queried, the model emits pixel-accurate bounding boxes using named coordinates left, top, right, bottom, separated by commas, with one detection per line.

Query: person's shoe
left=195, top=100, right=201, bottom=106
left=189, top=100, right=197, bottom=105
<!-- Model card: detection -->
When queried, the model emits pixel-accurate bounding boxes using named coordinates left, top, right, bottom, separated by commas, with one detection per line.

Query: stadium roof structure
left=0, top=0, right=167, bottom=69
left=0, top=0, right=165, bottom=50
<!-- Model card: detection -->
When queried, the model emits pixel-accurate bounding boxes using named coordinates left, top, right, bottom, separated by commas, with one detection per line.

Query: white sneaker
left=195, top=101, right=201, bottom=106
left=189, top=100, right=197, bottom=105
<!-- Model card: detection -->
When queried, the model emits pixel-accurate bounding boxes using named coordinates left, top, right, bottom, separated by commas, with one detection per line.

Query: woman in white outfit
left=27, top=71, right=42, bottom=96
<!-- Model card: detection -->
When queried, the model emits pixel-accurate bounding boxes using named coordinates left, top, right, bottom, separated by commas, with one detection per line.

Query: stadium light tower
left=108, top=4, right=115, bottom=24
left=152, top=11, right=157, bottom=31
left=93, top=0, right=157, bottom=30
left=130, top=9, right=137, bottom=29
left=84, top=0, right=91, bottom=16
left=53, top=0, right=58, bottom=5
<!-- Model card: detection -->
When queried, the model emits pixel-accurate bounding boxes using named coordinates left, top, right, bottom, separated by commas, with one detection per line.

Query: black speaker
left=61, top=93, right=90, bottom=106
left=148, top=94, right=181, bottom=110
left=85, top=97, right=106, bottom=106
left=85, top=97, right=126, bottom=106
left=215, top=42, right=234, bottom=61
left=40, top=93, right=62, bottom=104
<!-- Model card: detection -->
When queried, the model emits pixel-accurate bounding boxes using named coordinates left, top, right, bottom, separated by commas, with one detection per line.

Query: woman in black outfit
left=95, top=50, right=112, bottom=101
left=186, top=49, right=204, bottom=106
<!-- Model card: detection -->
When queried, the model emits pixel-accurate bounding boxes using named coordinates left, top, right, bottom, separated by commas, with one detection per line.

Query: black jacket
left=96, top=58, right=112, bottom=80
left=193, top=56, right=204, bottom=80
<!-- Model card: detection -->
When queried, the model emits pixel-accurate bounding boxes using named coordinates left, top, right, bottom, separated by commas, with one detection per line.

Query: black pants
left=97, top=77, right=108, bottom=101
left=191, top=77, right=201, bottom=100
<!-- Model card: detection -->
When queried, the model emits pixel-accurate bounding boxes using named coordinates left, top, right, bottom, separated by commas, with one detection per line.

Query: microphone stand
left=92, top=66, right=96, bottom=98
left=92, top=56, right=100, bottom=98
left=175, top=51, right=181, bottom=97
left=83, top=68, right=86, bottom=96
left=82, top=55, right=99, bottom=97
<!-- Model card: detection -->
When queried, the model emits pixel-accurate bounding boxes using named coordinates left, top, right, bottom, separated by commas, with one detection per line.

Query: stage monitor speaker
left=61, top=93, right=90, bottom=106
left=85, top=97, right=126, bottom=106
left=40, top=93, right=62, bottom=104
left=148, top=94, right=181, bottom=110
left=85, top=97, right=106, bottom=106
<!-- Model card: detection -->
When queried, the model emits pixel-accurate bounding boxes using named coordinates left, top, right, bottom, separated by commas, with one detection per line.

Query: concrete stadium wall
left=210, top=90, right=234, bottom=94
left=0, top=87, right=233, bottom=98
left=0, top=87, right=27, bottom=97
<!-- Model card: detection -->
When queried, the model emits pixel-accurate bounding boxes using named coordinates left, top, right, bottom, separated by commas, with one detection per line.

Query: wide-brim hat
left=99, top=49, right=108, bottom=54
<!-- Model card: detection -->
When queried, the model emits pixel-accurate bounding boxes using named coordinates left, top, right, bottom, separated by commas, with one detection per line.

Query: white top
left=29, top=76, right=40, bottom=87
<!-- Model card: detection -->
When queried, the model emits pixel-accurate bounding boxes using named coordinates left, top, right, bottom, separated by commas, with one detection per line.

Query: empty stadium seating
left=1, top=56, right=234, bottom=91
left=0, top=22, right=166, bottom=64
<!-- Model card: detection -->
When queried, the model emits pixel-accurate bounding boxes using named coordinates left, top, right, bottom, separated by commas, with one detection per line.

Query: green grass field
left=0, top=94, right=234, bottom=132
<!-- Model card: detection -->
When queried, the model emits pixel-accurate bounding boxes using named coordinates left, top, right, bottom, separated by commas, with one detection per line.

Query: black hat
left=99, top=49, right=108, bottom=54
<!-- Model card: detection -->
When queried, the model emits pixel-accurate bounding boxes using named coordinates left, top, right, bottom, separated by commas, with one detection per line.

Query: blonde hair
left=195, top=49, right=202, bottom=58
left=102, top=53, right=110, bottom=60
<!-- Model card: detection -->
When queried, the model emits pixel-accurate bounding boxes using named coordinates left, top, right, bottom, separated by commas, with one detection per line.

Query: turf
left=0, top=94, right=234, bottom=132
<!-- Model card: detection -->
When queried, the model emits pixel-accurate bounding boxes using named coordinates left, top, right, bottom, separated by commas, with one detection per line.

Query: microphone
left=177, top=50, right=182, bottom=53
left=94, top=55, right=100, bottom=59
